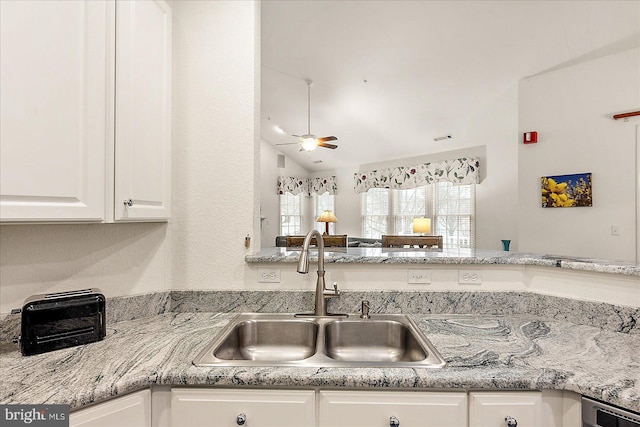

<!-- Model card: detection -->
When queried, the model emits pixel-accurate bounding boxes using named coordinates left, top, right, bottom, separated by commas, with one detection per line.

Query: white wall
left=260, top=139, right=308, bottom=246
left=330, top=166, right=362, bottom=237
left=518, top=48, right=639, bottom=261
left=171, top=0, right=260, bottom=290
left=243, top=262, right=639, bottom=308
left=0, top=223, right=171, bottom=315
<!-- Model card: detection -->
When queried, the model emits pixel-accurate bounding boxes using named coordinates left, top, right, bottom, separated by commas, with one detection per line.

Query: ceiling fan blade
left=275, top=142, right=301, bottom=146
left=317, top=136, right=337, bottom=143
left=318, top=141, right=338, bottom=149
left=291, top=134, right=302, bottom=138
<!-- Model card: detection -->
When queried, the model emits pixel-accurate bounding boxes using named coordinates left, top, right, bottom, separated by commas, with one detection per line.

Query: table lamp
left=317, top=210, right=338, bottom=235
left=412, top=217, right=431, bottom=235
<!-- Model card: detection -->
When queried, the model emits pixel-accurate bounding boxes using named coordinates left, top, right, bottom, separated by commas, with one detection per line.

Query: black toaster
left=20, top=289, right=106, bottom=356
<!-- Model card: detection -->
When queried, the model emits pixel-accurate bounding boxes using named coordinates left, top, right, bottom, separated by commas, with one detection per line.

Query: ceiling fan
left=276, top=79, right=338, bottom=151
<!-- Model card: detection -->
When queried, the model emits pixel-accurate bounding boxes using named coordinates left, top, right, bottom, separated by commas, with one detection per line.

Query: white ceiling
left=260, top=0, right=640, bottom=172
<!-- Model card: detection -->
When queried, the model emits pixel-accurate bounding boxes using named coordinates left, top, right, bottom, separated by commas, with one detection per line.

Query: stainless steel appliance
left=582, top=397, right=640, bottom=427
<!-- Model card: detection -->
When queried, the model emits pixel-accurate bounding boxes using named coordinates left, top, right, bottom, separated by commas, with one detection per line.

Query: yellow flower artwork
left=541, top=173, right=592, bottom=208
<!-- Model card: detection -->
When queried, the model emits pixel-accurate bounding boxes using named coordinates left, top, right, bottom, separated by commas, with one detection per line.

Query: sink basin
left=193, top=313, right=445, bottom=368
left=212, top=318, right=318, bottom=361
left=324, top=319, right=428, bottom=363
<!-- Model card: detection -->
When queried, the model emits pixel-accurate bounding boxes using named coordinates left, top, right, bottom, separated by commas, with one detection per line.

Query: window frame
left=279, top=192, right=304, bottom=236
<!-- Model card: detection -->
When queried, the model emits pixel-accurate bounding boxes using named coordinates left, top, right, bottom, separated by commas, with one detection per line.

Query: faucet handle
left=360, top=300, right=370, bottom=319
left=324, top=281, right=340, bottom=298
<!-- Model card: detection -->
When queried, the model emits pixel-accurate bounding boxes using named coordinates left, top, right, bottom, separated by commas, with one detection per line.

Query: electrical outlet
left=611, top=225, right=621, bottom=236
left=458, top=270, right=482, bottom=284
left=407, top=269, right=431, bottom=284
left=257, top=268, right=281, bottom=283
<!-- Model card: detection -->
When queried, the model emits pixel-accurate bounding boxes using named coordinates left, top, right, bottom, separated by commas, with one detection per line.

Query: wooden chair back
left=286, top=234, right=348, bottom=248
left=381, top=235, right=443, bottom=249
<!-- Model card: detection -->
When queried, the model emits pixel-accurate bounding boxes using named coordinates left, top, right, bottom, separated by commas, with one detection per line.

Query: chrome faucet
left=296, top=230, right=341, bottom=316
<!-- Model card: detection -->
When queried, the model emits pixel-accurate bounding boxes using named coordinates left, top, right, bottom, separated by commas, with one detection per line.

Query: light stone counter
left=246, top=247, right=640, bottom=276
left=1, top=311, right=638, bottom=413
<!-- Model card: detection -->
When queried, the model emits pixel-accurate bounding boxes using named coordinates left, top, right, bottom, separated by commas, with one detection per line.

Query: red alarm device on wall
left=523, top=131, right=537, bottom=144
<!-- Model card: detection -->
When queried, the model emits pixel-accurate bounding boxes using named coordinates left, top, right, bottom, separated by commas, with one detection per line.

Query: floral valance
left=353, top=157, right=480, bottom=193
left=277, top=176, right=337, bottom=196
left=309, top=176, right=337, bottom=195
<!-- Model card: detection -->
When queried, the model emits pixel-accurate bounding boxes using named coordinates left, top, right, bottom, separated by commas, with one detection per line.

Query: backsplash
left=169, top=290, right=638, bottom=335
left=1, top=290, right=637, bottom=348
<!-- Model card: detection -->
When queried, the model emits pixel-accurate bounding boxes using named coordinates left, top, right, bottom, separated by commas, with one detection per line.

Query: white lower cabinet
left=69, top=389, right=151, bottom=427
left=319, top=390, right=468, bottom=427
left=170, top=388, right=315, bottom=427
left=68, top=387, right=580, bottom=427
left=469, top=391, right=571, bottom=427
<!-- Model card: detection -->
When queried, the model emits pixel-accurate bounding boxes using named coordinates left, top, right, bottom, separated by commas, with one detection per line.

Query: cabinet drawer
left=319, top=390, right=467, bottom=427
left=171, top=388, right=315, bottom=427
left=469, top=391, right=542, bottom=427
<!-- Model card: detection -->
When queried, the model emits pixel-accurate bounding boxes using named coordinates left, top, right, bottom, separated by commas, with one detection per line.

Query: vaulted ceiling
left=261, top=1, right=640, bottom=172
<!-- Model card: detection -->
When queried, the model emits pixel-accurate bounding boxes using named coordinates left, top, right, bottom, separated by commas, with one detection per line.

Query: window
left=280, top=193, right=303, bottom=235
left=361, top=188, right=389, bottom=238
left=314, top=193, right=335, bottom=234
left=392, top=187, right=432, bottom=235
left=361, top=183, right=475, bottom=249
left=434, top=182, right=475, bottom=249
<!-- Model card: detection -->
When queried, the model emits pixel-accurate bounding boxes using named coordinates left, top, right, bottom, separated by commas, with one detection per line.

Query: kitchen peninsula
left=246, top=247, right=640, bottom=276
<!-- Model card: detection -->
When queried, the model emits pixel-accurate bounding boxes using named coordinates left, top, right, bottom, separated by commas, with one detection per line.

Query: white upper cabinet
left=114, top=0, right=171, bottom=221
left=0, top=0, right=111, bottom=222
left=0, top=0, right=171, bottom=223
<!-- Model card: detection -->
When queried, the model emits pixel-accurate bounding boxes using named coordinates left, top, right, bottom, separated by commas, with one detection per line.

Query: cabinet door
left=0, top=0, right=110, bottom=222
left=469, top=391, right=542, bottom=427
left=69, top=389, right=151, bottom=427
left=319, top=390, right=467, bottom=427
left=171, top=388, right=315, bottom=427
left=114, top=0, right=171, bottom=221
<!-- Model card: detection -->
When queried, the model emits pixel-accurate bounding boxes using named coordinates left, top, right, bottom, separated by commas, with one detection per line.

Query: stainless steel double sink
left=193, top=313, right=446, bottom=368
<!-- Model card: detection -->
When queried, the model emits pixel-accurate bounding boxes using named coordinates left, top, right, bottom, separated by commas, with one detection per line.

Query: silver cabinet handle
left=390, top=415, right=400, bottom=426
left=124, top=199, right=133, bottom=207
left=236, top=413, right=246, bottom=425
left=505, top=415, right=517, bottom=427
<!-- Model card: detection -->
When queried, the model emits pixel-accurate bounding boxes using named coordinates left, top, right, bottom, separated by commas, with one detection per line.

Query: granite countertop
left=246, top=247, right=640, bottom=276
left=1, top=312, right=638, bottom=412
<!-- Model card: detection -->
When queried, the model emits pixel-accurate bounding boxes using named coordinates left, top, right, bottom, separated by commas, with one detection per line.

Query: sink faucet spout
left=296, top=230, right=339, bottom=316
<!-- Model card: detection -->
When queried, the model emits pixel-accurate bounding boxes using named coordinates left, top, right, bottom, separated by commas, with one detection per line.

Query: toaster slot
left=36, top=326, right=96, bottom=344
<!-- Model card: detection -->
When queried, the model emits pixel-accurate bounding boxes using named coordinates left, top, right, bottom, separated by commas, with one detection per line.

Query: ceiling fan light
left=301, top=138, right=317, bottom=151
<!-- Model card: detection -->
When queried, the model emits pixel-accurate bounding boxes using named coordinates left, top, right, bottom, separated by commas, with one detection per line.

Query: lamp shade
left=317, top=210, right=338, bottom=223
left=413, top=217, right=431, bottom=234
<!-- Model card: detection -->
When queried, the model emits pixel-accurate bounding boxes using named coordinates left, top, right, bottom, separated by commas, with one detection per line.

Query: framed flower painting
left=541, top=172, right=592, bottom=208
